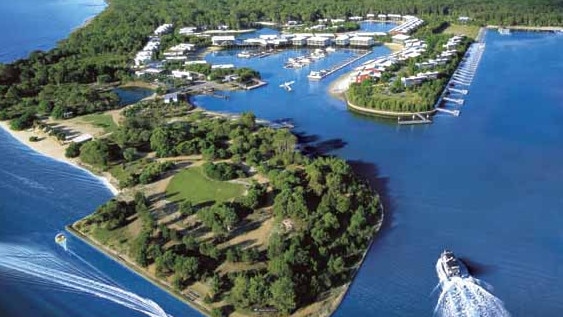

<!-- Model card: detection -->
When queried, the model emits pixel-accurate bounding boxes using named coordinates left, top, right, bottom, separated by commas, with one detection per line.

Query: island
left=1, top=0, right=562, bottom=316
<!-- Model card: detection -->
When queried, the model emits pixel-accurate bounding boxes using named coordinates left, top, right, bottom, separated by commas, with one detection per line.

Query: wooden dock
left=398, top=113, right=433, bottom=125
left=309, top=50, right=372, bottom=81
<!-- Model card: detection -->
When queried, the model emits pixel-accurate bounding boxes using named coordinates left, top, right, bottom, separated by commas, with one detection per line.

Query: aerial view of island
left=0, top=0, right=562, bottom=316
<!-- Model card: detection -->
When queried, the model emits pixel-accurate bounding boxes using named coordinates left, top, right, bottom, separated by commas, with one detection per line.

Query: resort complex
left=3, top=0, right=563, bottom=316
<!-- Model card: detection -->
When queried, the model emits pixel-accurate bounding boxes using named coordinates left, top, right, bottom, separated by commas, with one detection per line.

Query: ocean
left=2, top=1, right=563, bottom=316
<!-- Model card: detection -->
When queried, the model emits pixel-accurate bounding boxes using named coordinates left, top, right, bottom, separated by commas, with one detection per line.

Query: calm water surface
left=194, top=30, right=563, bottom=316
left=2, top=3, right=563, bottom=315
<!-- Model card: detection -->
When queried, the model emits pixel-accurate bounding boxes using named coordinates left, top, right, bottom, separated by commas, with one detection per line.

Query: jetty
left=447, top=88, right=468, bottom=95
left=308, top=50, right=372, bottom=81
left=432, top=41, right=486, bottom=118
left=443, top=97, right=464, bottom=105
left=398, top=113, right=432, bottom=125
left=435, top=107, right=460, bottom=116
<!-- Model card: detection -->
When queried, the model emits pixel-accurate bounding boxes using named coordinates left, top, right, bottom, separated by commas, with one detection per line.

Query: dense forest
left=1, top=0, right=562, bottom=125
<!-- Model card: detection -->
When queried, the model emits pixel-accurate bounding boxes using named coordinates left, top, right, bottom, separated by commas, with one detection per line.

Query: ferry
left=436, top=249, right=469, bottom=282
left=307, top=70, right=327, bottom=80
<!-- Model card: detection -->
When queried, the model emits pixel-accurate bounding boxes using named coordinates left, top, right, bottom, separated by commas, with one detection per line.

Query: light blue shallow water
left=1, top=2, right=563, bottom=316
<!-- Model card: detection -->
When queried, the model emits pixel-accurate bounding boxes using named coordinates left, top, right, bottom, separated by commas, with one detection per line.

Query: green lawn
left=166, top=166, right=245, bottom=205
left=442, top=24, right=481, bottom=39
left=81, top=113, right=118, bottom=133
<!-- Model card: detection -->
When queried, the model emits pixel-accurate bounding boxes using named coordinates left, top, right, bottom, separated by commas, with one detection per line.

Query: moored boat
left=307, top=70, right=327, bottom=80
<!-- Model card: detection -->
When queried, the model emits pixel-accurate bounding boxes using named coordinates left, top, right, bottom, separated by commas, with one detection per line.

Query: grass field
left=442, top=24, right=481, bottom=39
left=80, top=113, right=118, bottom=133
left=166, top=166, right=245, bottom=205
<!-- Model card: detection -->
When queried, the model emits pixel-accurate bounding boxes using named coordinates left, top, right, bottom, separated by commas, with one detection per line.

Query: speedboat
left=436, top=249, right=469, bottom=282
left=55, top=233, right=66, bottom=244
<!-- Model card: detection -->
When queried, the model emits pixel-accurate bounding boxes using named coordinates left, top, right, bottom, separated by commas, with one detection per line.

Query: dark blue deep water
left=2, top=2, right=563, bottom=316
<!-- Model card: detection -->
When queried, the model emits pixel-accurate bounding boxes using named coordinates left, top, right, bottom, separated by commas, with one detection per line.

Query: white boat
left=436, top=250, right=469, bottom=283
left=307, top=70, right=327, bottom=80
left=326, top=46, right=336, bottom=52
left=237, top=51, right=252, bottom=58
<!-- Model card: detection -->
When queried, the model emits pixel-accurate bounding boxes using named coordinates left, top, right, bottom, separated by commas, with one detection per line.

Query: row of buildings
left=349, top=36, right=429, bottom=84
left=134, top=24, right=174, bottom=66
left=388, top=16, right=425, bottom=35
left=401, top=36, right=465, bottom=87
left=212, top=33, right=380, bottom=48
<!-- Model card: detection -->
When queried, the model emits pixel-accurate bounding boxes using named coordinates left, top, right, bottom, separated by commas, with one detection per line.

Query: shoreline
left=0, top=121, right=119, bottom=196
left=66, top=225, right=211, bottom=316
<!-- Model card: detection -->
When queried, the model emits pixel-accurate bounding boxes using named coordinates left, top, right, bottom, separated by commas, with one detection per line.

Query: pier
left=435, top=107, right=460, bottom=116
left=432, top=41, right=486, bottom=119
left=447, top=88, right=468, bottom=95
left=443, top=97, right=464, bottom=105
left=398, top=113, right=433, bottom=125
left=308, top=50, right=372, bottom=81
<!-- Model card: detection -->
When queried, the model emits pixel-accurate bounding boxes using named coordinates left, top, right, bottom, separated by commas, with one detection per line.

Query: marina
left=433, top=40, right=486, bottom=118
left=307, top=50, right=372, bottom=81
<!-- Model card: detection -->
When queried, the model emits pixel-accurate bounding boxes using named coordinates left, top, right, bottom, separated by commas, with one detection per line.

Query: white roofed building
left=212, top=36, right=236, bottom=46
left=155, top=24, right=173, bottom=36
left=307, top=36, right=331, bottom=46
left=350, top=36, right=375, bottom=47
left=335, top=35, right=350, bottom=46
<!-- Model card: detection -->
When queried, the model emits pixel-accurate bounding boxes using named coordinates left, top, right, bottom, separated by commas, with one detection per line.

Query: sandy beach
left=0, top=121, right=119, bottom=195
left=328, top=71, right=352, bottom=100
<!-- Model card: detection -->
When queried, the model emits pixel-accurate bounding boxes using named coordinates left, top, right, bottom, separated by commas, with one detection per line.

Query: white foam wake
left=0, top=243, right=170, bottom=317
left=434, top=276, right=510, bottom=317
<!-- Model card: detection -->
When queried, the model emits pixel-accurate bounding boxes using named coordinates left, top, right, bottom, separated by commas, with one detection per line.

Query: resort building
left=389, top=16, right=424, bottom=34
left=392, top=34, right=411, bottom=44
left=211, top=64, right=235, bottom=69
left=165, top=43, right=196, bottom=56
left=458, top=16, right=471, bottom=23
left=349, top=16, right=363, bottom=21
left=350, top=36, right=375, bottom=47
left=154, top=24, right=173, bottom=36
left=377, top=14, right=387, bottom=20
left=335, top=35, right=350, bottom=46
left=178, top=26, right=198, bottom=35
left=307, top=36, right=331, bottom=46
left=292, top=36, right=308, bottom=46
left=163, top=92, right=179, bottom=103
left=387, top=14, right=402, bottom=21
left=171, top=70, right=194, bottom=79
left=366, top=13, right=375, bottom=19
left=401, top=71, right=440, bottom=87
left=211, top=36, right=236, bottom=46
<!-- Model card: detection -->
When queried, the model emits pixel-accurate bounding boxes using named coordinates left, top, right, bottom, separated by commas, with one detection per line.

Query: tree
left=270, top=277, right=296, bottom=314
left=79, top=140, right=110, bottom=167
left=179, top=200, right=195, bottom=216
left=65, top=142, right=81, bottom=158
left=240, top=112, right=256, bottom=130
left=230, top=275, right=250, bottom=308
left=123, top=147, right=137, bottom=162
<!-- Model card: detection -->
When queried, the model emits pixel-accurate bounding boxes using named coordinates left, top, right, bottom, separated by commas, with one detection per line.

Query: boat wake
left=0, top=243, right=171, bottom=317
left=434, top=276, right=510, bottom=317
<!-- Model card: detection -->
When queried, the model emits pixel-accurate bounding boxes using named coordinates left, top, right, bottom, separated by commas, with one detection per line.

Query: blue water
left=194, top=30, right=563, bottom=316
left=1, top=1, right=563, bottom=316
left=0, top=0, right=106, bottom=63
left=115, top=87, right=155, bottom=106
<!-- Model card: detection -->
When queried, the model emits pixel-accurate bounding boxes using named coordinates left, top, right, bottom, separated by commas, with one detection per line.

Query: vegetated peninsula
left=1, top=0, right=563, bottom=316
left=71, top=106, right=382, bottom=316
